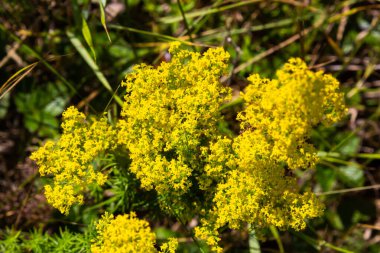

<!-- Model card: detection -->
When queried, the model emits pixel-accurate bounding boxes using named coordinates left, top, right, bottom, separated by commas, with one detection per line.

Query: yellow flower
left=238, top=58, right=346, bottom=169
left=160, top=238, right=179, bottom=253
left=91, top=212, right=178, bottom=253
left=117, top=43, right=231, bottom=198
left=196, top=58, right=345, bottom=251
left=31, top=46, right=346, bottom=252
left=194, top=220, right=222, bottom=253
left=30, top=106, right=116, bottom=214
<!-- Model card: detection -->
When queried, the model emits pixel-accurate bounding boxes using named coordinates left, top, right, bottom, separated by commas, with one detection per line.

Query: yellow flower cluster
left=198, top=136, right=236, bottom=190
left=117, top=42, right=231, bottom=196
left=31, top=44, right=347, bottom=252
left=160, top=238, right=179, bottom=253
left=194, top=58, right=346, bottom=252
left=30, top=106, right=116, bottom=214
left=238, top=58, right=346, bottom=169
left=91, top=212, right=178, bottom=253
left=211, top=168, right=324, bottom=230
left=194, top=221, right=221, bottom=253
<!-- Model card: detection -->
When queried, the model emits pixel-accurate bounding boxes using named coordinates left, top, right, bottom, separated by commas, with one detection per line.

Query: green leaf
left=325, top=210, right=345, bottom=230
left=269, top=226, right=284, bottom=253
left=217, top=120, right=235, bottom=138
left=44, top=97, right=67, bottom=116
left=337, top=165, right=365, bottom=187
left=98, top=0, right=111, bottom=42
left=248, top=226, right=261, bottom=253
left=14, top=82, right=67, bottom=137
left=316, top=165, right=337, bottom=192
left=81, top=16, right=96, bottom=61
left=24, top=111, right=59, bottom=136
left=337, top=135, right=361, bottom=156
left=154, top=227, right=178, bottom=240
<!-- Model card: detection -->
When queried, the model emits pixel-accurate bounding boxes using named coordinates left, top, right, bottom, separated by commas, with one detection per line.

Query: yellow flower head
left=195, top=58, right=345, bottom=250
left=91, top=212, right=156, bottom=253
left=30, top=106, right=116, bottom=214
left=238, top=58, right=346, bottom=169
left=117, top=44, right=231, bottom=196
left=91, top=212, right=178, bottom=253
left=31, top=48, right=347, bottom=253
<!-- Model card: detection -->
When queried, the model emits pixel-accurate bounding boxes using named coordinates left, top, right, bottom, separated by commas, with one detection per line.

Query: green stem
left=164, top=197, right=205, bottom=253
left=316, top=184, right=380, bottom=196
left=269, top=226, right=284, bottom=253
left=177, top=0, right=195, bottom=49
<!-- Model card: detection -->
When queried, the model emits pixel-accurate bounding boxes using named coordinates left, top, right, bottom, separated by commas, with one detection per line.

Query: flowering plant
left=31, top=43, right=346, bottom=252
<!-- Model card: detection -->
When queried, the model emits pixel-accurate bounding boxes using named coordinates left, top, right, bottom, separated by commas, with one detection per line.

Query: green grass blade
left=108, top=24, right=202, bottom=46
left=292, top=231, right=354, bottom=253
left=98, top=0, right=111, bottom=42
left=81, top=16, right=97, bottom=61
left=318, top=150, right=380, bottom=163
left=66, top=30, right=123, bottom=106
left=219, top=97, right=243, bottom=111
left=269, top=226, right=284, bottom=253
left=354, top=153, right=380, bottom=159
left=317, top=184, right=380, bottom=196
left=197, top=18, right=294, bottom=41
left=177, top=0, right=194, bottom=46
left=248, top=225, right=261, bottom=253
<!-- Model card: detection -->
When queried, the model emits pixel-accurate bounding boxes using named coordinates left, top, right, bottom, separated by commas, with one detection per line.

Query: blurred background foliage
left=1, top=0, right=380, bottom=252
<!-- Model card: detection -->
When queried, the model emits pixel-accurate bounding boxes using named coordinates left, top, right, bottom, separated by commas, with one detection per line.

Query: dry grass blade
left=231, top=11, right=327, bottom=75
left=0, top=62, right=38, bottom=99
left=159, top=0, right=313, bottom=24
left=358, top=224, right=380, bottom=231
left=0, top=23, right=77, bottom=94
left=328, top=4, right=380, bottom=23
left=326, top=35, right=344, bottom=59
left=231, top=26, right=313, bottom=75
left=159, top=0, right=264, bottom=24
left=0, top=42, right=22, bottom=68
left=196, top=18, right=294, bottom=41
left=77, top=90, right=100, bottom=109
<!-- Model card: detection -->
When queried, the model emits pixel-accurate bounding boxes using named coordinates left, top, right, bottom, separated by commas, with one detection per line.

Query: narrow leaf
left=66, top=30, right=123, bottom=106
left=98, top=0, right=111, bottom=42
left=81, top=16, right=97, bottom=60
left=269, top=226, right=284, bottom=253
left=248, top=225, right=261, bottom=253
